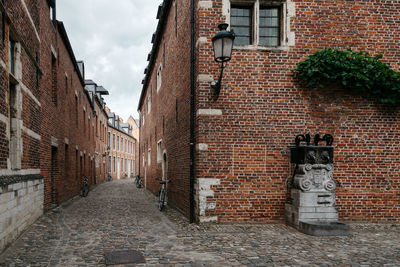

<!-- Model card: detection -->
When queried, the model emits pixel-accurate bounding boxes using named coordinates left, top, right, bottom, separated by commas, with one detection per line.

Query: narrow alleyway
left=1, top=179, right=399, bottom=266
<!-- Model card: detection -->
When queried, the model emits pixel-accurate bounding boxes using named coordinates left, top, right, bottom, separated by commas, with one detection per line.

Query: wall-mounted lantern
left=211, top=23, right=235, bottom=99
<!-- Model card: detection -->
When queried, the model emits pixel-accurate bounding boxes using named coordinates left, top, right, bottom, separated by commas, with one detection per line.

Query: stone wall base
left=0, top=176, right=44, bottom=253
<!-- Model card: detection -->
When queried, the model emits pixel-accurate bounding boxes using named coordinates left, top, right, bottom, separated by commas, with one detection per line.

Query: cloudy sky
left=57, top=0, right=161, bottom=121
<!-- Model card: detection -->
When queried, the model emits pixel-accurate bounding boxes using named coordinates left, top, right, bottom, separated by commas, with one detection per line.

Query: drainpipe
left=189, top=0, right=195, bottom=223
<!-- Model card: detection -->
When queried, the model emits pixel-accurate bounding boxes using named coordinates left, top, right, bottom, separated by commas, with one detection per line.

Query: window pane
left=259, top=37, right=279, bottom=46
left=231, top=6, right=252, bottom=46
left=259, top=7, right=280, bottom=46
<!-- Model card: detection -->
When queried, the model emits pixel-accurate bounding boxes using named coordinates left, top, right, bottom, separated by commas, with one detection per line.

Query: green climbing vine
left=293, top=49, right=400, bottom=105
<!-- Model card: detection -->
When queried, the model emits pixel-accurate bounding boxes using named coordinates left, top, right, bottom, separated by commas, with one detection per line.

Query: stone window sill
left=233, top=45, right=289, bottom=52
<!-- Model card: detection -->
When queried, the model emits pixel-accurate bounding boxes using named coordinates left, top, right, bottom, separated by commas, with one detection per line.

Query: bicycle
left=135, top=175, right=142, bottom=188
left=80, top=176, right=89, bottom=197
left=156, top=177, right=169, bottom=211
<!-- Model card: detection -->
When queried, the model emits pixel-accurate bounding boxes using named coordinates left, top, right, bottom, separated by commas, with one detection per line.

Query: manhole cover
left=105, top=250, right=145, bottom=265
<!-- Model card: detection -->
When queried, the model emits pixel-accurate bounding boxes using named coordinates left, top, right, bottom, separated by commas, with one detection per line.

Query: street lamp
left=211, top=23, right=235, bottom=99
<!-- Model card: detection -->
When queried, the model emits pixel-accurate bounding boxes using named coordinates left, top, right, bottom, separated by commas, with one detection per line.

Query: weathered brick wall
left=195, top=0, right=400, bottom=223
left=94, top=101, right=108, bottom=184
left=0, top=0, right=43, bottom=253
left=39, top=1, right=96, bottom=209
left=139, top=0, right=192, bottom=217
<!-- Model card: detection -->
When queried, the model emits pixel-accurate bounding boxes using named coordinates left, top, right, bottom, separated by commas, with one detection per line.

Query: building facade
left=127, top=116, right=139, bottom=177
left=138, top=0, right=400, bottom=223
left=0, top=0, right=43, bottom=251
left=0, top=0, right=113, bottom=252
left=85, top=80, right=109, bottom=184
left=107, top=112, right=137, bottom=180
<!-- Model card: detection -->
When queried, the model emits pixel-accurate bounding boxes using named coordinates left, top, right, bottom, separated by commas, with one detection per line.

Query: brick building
left=85, top=80, right=109, bottom=184
left=0, top=0, right=113, bottom=252
left=0, top=0, right=43, bottom=251
left=127, top=115, right=140, bottom=177
left=107, top=111, right=137, bottom=180
left=138, top=0, right=400, bottom=223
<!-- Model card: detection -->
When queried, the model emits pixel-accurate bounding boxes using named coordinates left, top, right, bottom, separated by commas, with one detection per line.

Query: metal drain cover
left=105, top=250, right=145, bottom=265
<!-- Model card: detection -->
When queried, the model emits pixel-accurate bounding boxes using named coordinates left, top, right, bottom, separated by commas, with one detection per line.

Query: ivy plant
left=293, top=49, right=400, bottom=104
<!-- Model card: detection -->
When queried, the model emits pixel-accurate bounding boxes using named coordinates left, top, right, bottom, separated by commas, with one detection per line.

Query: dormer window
left=49, top=1, right=56, bottom=28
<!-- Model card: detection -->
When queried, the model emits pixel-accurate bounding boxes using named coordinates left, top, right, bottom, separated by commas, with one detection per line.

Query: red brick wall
left=1, top=1, right=41, bottom=171
left=195, top=0, right=400, bottom=222
left=139, top=0, right=192, bottom=217
left=39, top=1, right=97, bottom=209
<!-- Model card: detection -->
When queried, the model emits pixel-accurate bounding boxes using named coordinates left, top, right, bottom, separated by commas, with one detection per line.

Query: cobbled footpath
left=1, top=179, right=399, bottom=266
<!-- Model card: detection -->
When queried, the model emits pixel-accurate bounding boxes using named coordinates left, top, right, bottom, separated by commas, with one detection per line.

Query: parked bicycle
left=135, top=175, right=143, bottom=188
left=156, top=177, right=169, bottom=211
left=80, top=176, right=89, bottom=197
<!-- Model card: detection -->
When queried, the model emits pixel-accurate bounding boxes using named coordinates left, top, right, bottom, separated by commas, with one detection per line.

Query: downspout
left=189, top=0, right=195, bottom=223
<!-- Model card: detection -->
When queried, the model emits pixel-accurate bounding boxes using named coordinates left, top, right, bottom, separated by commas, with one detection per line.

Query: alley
left=1, top=179, right=399, bottom=266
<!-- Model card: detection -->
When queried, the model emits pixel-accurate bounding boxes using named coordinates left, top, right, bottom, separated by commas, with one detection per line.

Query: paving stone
left=0, top=179, right=399, bottom=266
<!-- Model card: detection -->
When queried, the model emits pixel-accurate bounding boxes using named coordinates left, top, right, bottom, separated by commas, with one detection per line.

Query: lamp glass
left=223, top=38, right=233, bottom=60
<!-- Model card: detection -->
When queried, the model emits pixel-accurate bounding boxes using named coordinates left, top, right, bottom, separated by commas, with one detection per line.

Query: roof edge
left=137, top=0, right=172, bottom=111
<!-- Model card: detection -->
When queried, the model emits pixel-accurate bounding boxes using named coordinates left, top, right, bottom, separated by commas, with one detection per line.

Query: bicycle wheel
left=83, top=185, right=89, bottom=197
left=158, top=188, right=165, bottom=211
left=136, top=178, right=141, bottom=188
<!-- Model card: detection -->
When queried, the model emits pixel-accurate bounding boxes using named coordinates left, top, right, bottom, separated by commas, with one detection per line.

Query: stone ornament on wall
left=292, top=163, right=336, bottom=192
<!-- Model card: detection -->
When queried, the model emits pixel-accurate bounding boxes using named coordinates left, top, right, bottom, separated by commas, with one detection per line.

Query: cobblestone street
left=1, top=179, right=399, bottom=266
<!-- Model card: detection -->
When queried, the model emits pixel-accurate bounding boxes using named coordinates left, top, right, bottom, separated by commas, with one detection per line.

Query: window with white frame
left=228, top=0, right=292, bottom=48
left=157, top=140, right=162, bottom=163
left=156, top=64, right=162, bottom=92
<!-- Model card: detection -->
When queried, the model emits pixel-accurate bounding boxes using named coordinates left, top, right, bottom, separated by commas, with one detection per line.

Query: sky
left=57, top=0, right=161, bottom=121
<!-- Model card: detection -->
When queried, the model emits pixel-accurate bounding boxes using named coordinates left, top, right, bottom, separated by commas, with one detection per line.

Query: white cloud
left=57, top=0, right=161, bottom=121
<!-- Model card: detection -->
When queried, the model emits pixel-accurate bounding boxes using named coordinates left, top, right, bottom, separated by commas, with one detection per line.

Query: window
left=108, top=132, right=111, bottom=147
left=49, top=2, right=56, bottom=28
left=230, top=5, right=252, bottom=46
left=75, top=96, right=78, bottom=127
left=9, top=38, right=16, bottom=75
left=51, top=54, right=57, bottom=105
left=65, top=76, right=68, bottom=92
left=147, top=95, right=151, bottom=114
left=156, top=64, right=162, bottom=92
left=83, top=110, right=86, bottom=134
left=113, top=156, right=116, bottom=172
left=121, top=138, right=124, bottom=152
left=157, top=140, right=162, bottom=163
left=229, top=0, right=288, bottom=48
left=259, top=7, right=280, bottom=46
left=148, top=149, right=151, bottom=167
left=108, top=156, right=111, bottom=173
left=117, top=136, right=120, bottom=151
left=113, top=134, right=115, bottom=150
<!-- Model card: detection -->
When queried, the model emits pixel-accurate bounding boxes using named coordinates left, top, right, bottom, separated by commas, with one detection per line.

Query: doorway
left=51, top=146, right=58, bottom=207
left=162, top=152, right=168, bottom=181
